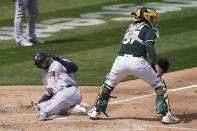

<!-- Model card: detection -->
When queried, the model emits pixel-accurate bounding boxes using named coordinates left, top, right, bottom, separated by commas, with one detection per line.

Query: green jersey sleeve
left=144, top=28, right=155, bottom=43
left=146, top=41, right=158, bottom=65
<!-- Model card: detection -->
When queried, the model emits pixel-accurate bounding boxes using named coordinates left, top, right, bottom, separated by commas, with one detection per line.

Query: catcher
left=31, top=51, right=87, bottom=121
left=88, top=7, right=180, bottom=124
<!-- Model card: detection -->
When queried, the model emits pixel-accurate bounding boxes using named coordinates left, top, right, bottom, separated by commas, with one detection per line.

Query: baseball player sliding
left=13, top=0, right=44, bottom=46
left=31, top=51, right=87, bottom=121
left=88, top=7, right=180, bottom=124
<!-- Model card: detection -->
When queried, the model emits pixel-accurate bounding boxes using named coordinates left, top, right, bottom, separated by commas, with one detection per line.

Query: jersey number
left=122, top=38, right=134, bottom=45
left=122, top=28, right=134, bottom=45
left=122, top=25, right=141, bottom=45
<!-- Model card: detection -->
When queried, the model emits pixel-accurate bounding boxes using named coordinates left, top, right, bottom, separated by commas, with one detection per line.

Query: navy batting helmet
left=33, top=51, right=49, bottom=68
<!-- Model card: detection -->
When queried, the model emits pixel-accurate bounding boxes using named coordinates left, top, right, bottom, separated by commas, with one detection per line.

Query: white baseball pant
left=105, top=54, right=163, bottom=88
left=14, top=0, right=38, bottom=42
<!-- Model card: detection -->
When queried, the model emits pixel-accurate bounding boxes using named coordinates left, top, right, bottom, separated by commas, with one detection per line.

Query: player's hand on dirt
left=50, top=54, right=60, bottom=61
left=155, top=64, right=163, bottom=77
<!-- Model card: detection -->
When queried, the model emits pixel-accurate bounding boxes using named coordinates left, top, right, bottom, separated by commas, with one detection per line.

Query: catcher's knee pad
left=155, top=79, right=171, bottom=115
left=95, top=81, right=115, bottom=117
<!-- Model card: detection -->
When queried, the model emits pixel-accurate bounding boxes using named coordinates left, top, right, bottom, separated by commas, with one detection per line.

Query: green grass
left=0, top=0, right=197, bottom=85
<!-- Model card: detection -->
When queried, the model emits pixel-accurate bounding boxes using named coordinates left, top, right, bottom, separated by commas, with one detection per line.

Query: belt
left=60, top=85, right=74, bottom=89
left=118, top=53, right=143, bottom=58
left=66, top=85, right=72, bottom=88
left=66, top=84, right=78, bottom=88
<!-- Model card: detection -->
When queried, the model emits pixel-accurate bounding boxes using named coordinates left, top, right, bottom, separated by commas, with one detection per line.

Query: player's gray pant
left=39, top=86, right=82, bottom=117
left=14, top=0, right=38, bottom=42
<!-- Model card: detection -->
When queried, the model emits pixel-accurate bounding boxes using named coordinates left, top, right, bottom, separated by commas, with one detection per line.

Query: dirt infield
left=1, top=67, right=197, bottom=131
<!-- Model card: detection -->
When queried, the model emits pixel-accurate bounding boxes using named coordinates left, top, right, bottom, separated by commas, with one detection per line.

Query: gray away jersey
left=43, top=60, right=78, bottom=96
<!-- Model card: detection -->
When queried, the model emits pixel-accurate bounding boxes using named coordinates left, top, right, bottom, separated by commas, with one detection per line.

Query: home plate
left=47, top=115, right=69, bottom=120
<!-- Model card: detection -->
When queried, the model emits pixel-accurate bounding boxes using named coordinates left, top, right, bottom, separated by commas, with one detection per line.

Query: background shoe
left=162, top=112, right=180, bottom=124
left=88, top=107, right=100, bottom=119
left=17, top=40, right=33, bottom=46
left=29, top=38, right=45, bottom=44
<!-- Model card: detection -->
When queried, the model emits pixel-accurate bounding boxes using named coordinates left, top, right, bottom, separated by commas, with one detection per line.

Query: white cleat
left=71, top=104, right=87, bottom=114
left=37, top=106, right=47, bottom=121
left=29, top=38, right=45, bottom=44
left=38, top=109, right=47, bottom=121
left=162, top=112, right=180, bottom=124
left=17, top=39, right=33, bottom=46
left=31, top=100, right=39, bottom=113
left=80, top=102, right=90, bottom=108
left=88, top=107, right=100, bottom=119
left=31, top=100, right=47, bottom=121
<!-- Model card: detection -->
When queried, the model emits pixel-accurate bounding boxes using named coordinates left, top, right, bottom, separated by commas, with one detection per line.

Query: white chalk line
left=1, top=84, right=197, bottom=107
left=15, top=114, right=68, bottom=120
left=0, top=104, right=32, bottom=107
left=0, top=113, right=36, bottom=116
left=15, top=113, right=36, bottom=116
left=136, top=123, right=197, bottom=131
left=108, top=83, right=197, bottom=131
left=0, top=111, right=68, bottom=120
left=109, top=84, right=197, bottom=104
left=65, top=119, right=197, bottom=131
left=120, top=120, right=145, bottom=131
left=2, top=113, right=69, bottom=120
left=1, top=84, right=197, bottom=130
left=120, top=119, right=197, bottom=131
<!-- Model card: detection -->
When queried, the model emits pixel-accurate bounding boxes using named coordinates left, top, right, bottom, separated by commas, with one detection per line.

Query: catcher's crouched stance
left=88, top=7, right=180, bottom=124
left=31, top=51, right=88, bottom=121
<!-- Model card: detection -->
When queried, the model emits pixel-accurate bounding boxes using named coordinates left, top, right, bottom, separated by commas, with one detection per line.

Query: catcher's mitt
left=151, top=58, right=169, bottom=73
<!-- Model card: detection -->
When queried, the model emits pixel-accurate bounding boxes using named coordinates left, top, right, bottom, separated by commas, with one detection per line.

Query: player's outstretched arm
left=50, top=54, right=78, bottom=73
left=59, top=60, right=78, bottom=73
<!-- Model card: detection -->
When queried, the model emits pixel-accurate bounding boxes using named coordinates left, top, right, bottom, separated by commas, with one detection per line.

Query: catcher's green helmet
left=132, top=7, right=158, bottom=28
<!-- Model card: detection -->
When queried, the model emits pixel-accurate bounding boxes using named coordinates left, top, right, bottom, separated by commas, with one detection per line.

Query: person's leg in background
left=27, top=0, right=44, bottom=44
left=14, top=0, right=33, bottom=46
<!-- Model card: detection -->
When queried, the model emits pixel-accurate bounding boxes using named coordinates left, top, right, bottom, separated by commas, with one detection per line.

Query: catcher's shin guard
left=95, top=83, right=116, bottom=117
left=155, top=79, right=171, bottom=115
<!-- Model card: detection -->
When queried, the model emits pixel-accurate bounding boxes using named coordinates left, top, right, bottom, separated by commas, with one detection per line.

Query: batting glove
left=50, top=54, right=61, bottom=61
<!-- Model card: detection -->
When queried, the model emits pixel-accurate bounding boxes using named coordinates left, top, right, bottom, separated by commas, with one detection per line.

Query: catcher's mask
left=131, top=7, right=158, bottom=28
left=33, top=51, right=51, bottom=69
